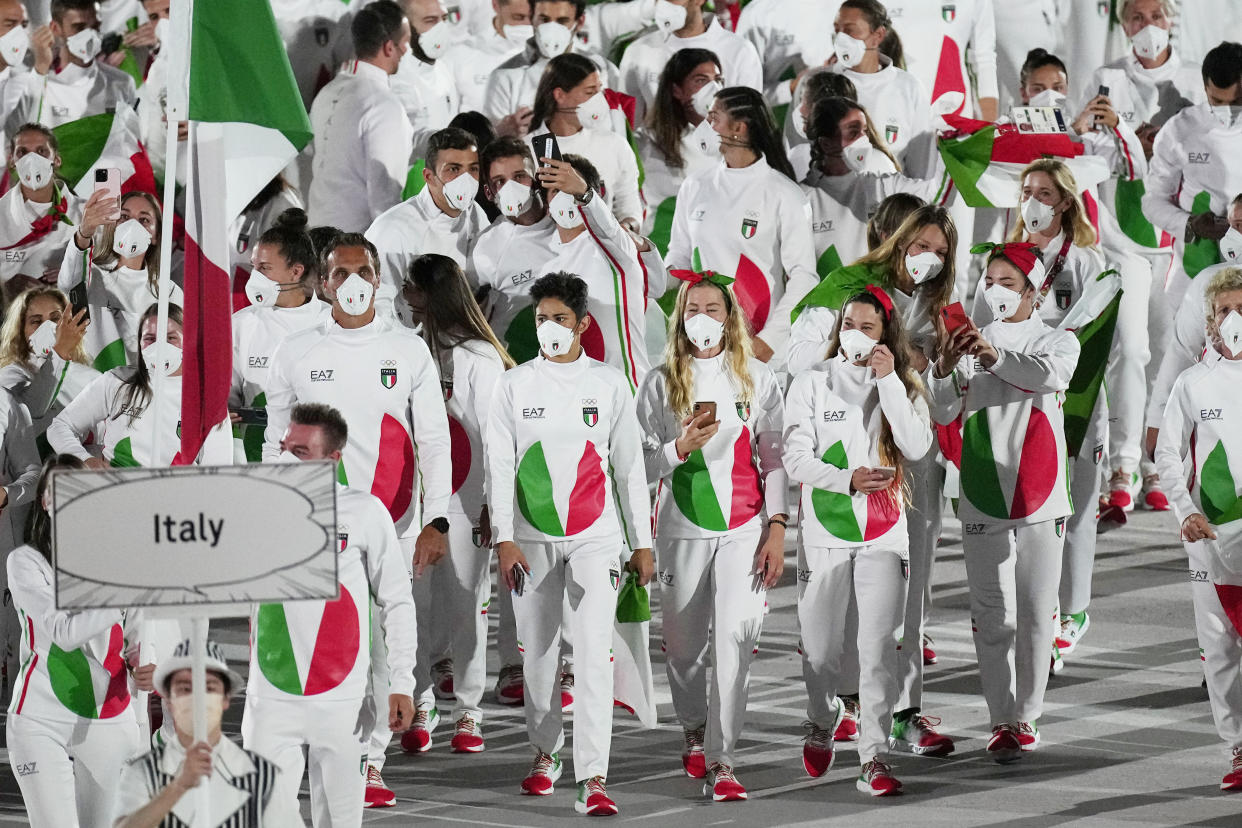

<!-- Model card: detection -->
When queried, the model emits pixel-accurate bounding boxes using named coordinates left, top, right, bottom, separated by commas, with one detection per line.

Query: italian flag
left=176, top=0, right=312, bottom=463
left=669, top=431, right=762, bottom=531
left=52, top=108, right=157, bottom=195
left=936, top=114, right=1107, bottom=208
left=811, top=441, right=900, bottom=542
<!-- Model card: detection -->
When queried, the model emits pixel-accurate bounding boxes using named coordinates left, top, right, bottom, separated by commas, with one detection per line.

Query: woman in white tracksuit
left=405, top=253, right=511, bottom=754
left=1154, top=265, right=1242, bottom=792
left=635, top=270, right=786, bottom=802
left=971, top=161, right=1116, bottom=667
left=6, top=454, right=144, bottom=828
left=932, top=242, right=1079, bottom=762
left=784, top=285, right=931, bottom=797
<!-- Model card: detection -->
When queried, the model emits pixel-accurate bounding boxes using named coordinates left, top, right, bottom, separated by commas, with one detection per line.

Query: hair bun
left=1026, top=47, right=1049, bottom=62
left=273, top=207, right=309, bottom=233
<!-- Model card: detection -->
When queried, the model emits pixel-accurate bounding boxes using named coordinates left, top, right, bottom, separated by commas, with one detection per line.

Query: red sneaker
left=494, top=664, right=524, bottom=705
left=363, top=764, right=395, bottom=808
left=802, top=720, right=836, bottom=777
left=521, top=751, right=562, bottom=796
left=856, top=759, right=902, bottom=796
left=450, top=714, right=484, bottom=753
left=987, top=723, right=1022, bottom=764
left=705, top=763, right=747, bottom=802
left=682, top=727, right=706, bottom=778
left=400, top=706, right=439, bottom=753
left=834, top=697, right=859, bottom=742
left=431, top=658, right=455, bottom=700
left=575, top=775, right=618, bottom=815
left=1222, top=748, right=1242, bottom=791
left=922, top=634, right=938, bottom=665
left=560, top=671, right=574, bottom=711
left=1142, top=474, right=1170, bottom=511
left=1016, top=721, right=1040, bottom=752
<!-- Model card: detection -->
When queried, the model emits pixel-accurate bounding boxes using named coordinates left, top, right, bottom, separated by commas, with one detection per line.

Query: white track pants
left=432, top=515, right=491, bottom=721
left=964, top=519, right=1064, bottom=725
left=8, top=713, right=139, bottom=828
left=494, top=563, right=522, bottom=667
left=1060, top=403, right=1107, bottom=616
left=1105, top=252, right=1152, bottom=478
left=1186, top=541, right=1242, bottom=754
left=658, top=526, right=767, bottom=768
left=513, top=537, right=620, bottom=781
left=242, top=695, right=366, bottom=828
left=798, top=543, right=907, bottom=763
left=898, top=446, right=946, bottom=711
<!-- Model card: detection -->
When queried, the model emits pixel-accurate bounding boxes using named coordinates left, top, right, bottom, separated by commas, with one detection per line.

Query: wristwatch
left=428, top=517, right=449, bottom=534
left=574, top=187, right=595, bottom=206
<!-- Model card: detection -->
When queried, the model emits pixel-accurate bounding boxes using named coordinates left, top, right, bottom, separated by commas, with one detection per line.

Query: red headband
left=864, top=284, right=894, bottom=321
left=971, top=241, right=1043, bottom=280
left=670, top=268, right=736, bottom=288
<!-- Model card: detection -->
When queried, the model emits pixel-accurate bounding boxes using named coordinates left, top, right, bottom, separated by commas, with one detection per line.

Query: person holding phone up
left=930, top=243, right=1080, bottom=764
left=782, top=286, right=931, bottom=797
left=634, top=268, right=786, bottom=802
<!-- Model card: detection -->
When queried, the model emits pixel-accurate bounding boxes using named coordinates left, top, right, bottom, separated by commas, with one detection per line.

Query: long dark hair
left=117, top=302, right=184, bottom=426
left=257, top=208, right=317, bottom=295
left=26, top=454, right=86, bottom=563
left=807, top=95, right=899, bottom=173
left=647, top=48, right=721, bottom=170
left=714, top=86, right=796, bottom=180
left=407, top=254, right=515, bottom=370
left=840, top=0, right=905, bottom=68
left=531, top=52, right=598, bottom=131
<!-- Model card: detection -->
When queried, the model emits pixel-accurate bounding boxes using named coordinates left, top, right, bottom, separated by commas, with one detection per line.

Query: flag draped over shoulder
left=177, top=0, right=312, bottom=463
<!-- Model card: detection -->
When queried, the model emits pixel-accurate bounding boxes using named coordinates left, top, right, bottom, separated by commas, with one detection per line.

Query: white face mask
left=28, top=319, right=57, bottom=360
left=440, top=172, right=478, bottom=211
left=655, top=0, right=688, bottom=35
left=169, top=692, right=225, bottom=738
left=575, top=90, right=610, bottom=129
left=1220, top=226, right=1242, bottom=264
left=548, top=190, right=583, bottom=229
left=65, top=27, right=100, bottom=62
left=534, top=21, right=573, bottom=58
left=536, top=319, right=575, bottom=356
left=1021, top=196, right=1056, bottom=233
left=984, top=283, right=1024, bottom=321
left=1211, top=105, right=1242, bottom=129
left=905, top=250, right=943, bottom=285
left=1028, top=88, right=1067, bottom=109
left=793, top=107, right=809, bottom=139
left=143, top=341, right=182, bottom=376
left=503, top=23, right=533, bottom=43
left=1219, top=310, right=1242, bottom=358
left=838, top=327, right=877, bottom=364
left=842, top=134, right=872, bottom=172
left=418, top=20, right=454, bottom=58
left=245, top=269, right=283, bottom=308
left=336, top=272, right=375, bottom=316
left=691, top=80, right=721, bottom=119
left=683, top=312, right=724, bottom=350
left=692, top=118, right=722, bottom=154
left=1131, top=23, right=1169, bottom=60
left=113, top=218, right=152, bottom=259
left=154, top=17, right=169, bottom=48
left=14, top=152, right=53, bottom=190
left=0, top=23, right=29, bottom=66
left=497, top=179, right=533, bottom=217
left=833, top=31, right=866, bottom=68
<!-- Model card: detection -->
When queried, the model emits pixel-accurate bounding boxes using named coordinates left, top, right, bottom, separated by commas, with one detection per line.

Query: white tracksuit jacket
left=525, top=123, right=643, bottom=229
left=883, top=0, right=998, bottom=117
left=262, top=315, right=453, bottom=536
left=667, top=157, right=817, bottom=358
left=735, top=0, right=842, bottom=110
left=927, top=315, right=1078, bottom=528
left=438, top=339, right=506, bottom=520
left=0, top=186, right=83, bottom=286
left=470, top=213, right=560, bottom=351
left=391, top=51, right=460, bottom=159
left=0, top=353, right=99, bottom=439
left=636, top=127, right=718, bottom=243
left=635, top=354, right=787, bottom=539
left=482, top=43, right=619, bottom=125
left=1147, top=260, right=1228, bottom=429
left=441, top=27, right=526, bottom=113
left=8, top=60, right=136, bottom=129
left=485, top=353, right=652, bottom=549
left=784, top=356, right=932, bottom=550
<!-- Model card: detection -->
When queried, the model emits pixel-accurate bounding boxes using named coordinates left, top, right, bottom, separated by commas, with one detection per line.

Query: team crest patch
left=900, top=559, right=909, bottom=581
left=443, top=380, right=454, bottom=401
left=741, top=218, right=758, bottom=239
left=338, top=532, right=349, bottom=552
left=1093, top=443, right=1104, bottom=465
left=609, top=569, right=621, bottom=590
left=380, top=364, right=397, bottom=389
left=1097, top=0, right=1110, bottom=17
left=941, top=4, right=956, bottom=22
left=582, top=406, right=599, bottom=427
left=447, top=6, right=462, bottom=23
left=1056, top=289, right=1071, bottom=310
left=885, top=124, right=899, bottom=144
left=736, top=401, right=751, bottom=421
left=1055, top=517, right=1066, bottom=538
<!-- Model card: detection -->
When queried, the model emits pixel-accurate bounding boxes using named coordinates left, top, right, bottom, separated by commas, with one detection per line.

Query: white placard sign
left=52, top=462, right=339, bottom=610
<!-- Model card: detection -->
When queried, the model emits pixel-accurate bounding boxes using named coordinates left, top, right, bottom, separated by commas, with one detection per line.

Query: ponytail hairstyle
left=531, top=52, right=598, bottom=131
left=854, top=204, right=958, bottom=325
left=661, top=278, right=755, bottom=419
left=1018, top=47, right=1068, bottom=93
left=823, top=288, right=924, bottom=501
left=0, top=286, right=90, bottom=369
left=93, top=191, right=166, bottom=298
left=1008, top=158, right=1098, bottom=248
left=866, top=192, right=925, bottom=251
left=647, top=47, right=721, bottom=169
left=116, top=302, right=184, bottom=426
left=807, top=95, right=899, bottom=173
left=257, top=208, right=318, bottom=296
left=26, top=453, right=86, bottom=564
left=840, top=0, right=904, bottom=68
left=406, top=254, right=516, bottom=371
left=713, top=86, right=796, bottom=181
left=802, top=69, right=858, bottom=109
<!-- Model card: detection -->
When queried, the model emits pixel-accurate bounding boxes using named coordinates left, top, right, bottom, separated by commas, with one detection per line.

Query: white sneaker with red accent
left=888, top=713, right=955, bottom=757
left=560, top=671, right=574, bottom=712
left=856, top=759, right=902, bottom=796
left=450, top=713, right=484, bottom=753
left=987, top=723, right=1022, bottom=764
left=802, top=720, right=836, bottom=778
left=363, top=764, right=395, bottom=808
left=682, top=726, right=706, bottom=778
left=834, top=696, right=859, bottom=742
left=1141, top=473, right=1170, bottom=511
left=431, top=657, right=455, bottom=700
left=521, top=751, right=561, bottom=796
left=1222, top=747, right=1242, bottom=791
left=1016, top=721, right=1040, bottom=752
left=400, top=705, right=438, bottom=753
left=922, top=634, right=938, bottom=665
left=494, top=664, right=524, bottom=705
left=705, top=763, right=747, bottom=802
left=575, top=775, right=617, bottom=815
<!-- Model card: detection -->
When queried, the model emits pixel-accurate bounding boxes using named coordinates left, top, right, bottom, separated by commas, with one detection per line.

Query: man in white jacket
left=392, top=0, right=461, bottom=158
left=440, top=0, right=532, bottom=113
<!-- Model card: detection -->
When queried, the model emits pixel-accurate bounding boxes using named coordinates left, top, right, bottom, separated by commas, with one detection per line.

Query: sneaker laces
left=498, top=664, right=522, bottom=685
left=991, top=723, right=1016, bottom=740
left=432, top=657, right=453, bottom=675
left=1017, top=721, right=1036, bottom=736
left=1108, top=469, right=1130, bottom=489
left=1142, top=473, right=1162, bottom=492
left=802, top=720, right=833, bottom=749
left=911, top=714, right=942, bottom=734
left=560, top=672, right=575, bottom=690
left=413, top=708, right=431, bottom=729
left=456, top=714, right=478, bottom=736
left=531, top=751, right=557, bottom=775
left=1232, top=749, right=1242, bottom=772
left=709, top=763, right=737, bottom=785
left=922, top=633, right=934, bottom=648
left=366, top=765, right=385, bottom=786
left=842, top=697, right=859, bottom=719
left=861, top=759, right=892, bottom=780
left=684, top=726, right=705, bottom=752
left=584, top=775, right=607, bottom=796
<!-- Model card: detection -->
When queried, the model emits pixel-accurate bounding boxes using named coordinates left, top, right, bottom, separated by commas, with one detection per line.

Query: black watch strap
left=428, top=517, right=450, bottom=534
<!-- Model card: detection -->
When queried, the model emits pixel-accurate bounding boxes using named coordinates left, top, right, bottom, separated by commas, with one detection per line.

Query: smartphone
left=873, top=466, right=897, bottom=480
left=530, top=132, right=562, bottom=167
left=693, top=401, right=718, bottom=425
left=68, top=281, right=89, bottom=323
left=93, top=167, right=122, bottom=218
left=1093, top=85, right=1109, bottom=131
left=234, top=407, right=268, bottom=427
left=940, top=301, right=970, bottom=333
left=511, top=564, right=526, bottom=596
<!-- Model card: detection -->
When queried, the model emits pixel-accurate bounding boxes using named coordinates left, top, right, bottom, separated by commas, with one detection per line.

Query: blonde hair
left=1119, top=0, right=1175, bottom=21
left=0, top=287, right=89, bottom=369
left=1205, top=266, right=1242, bottom=326
left=1009, top=159, right=1098, bottom=248
left=92, top=191, right=165, bottom=298
left=854, top=204, right=957, bottom=327
left=660, top=280, right=755, bottom=419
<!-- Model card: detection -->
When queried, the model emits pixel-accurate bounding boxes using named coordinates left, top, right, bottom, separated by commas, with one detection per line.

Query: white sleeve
left=731, top=38, right=765, bottom=94
left=484, top=377, right=518, bottom=543
left=466, top=350, right=504, bottom=508
left=1141, top=120, right=1191, bottom=236
left=762, top=191, right=818, bottom=352
left=634, top=369, right=685, bottom=483
left=754, top=366, right=788, bottom=517
left=1147, top=280, right=1207, bottom=428
left=609, top=139, right=643, bottom=227
left=581, top=188, right=637, bottom=261
left=787, top=307, right=836, bottom=376
left=482, top=68, right=516, bottom=123
left=640, top=242, right=669, bottom=300
left=927, top=365, right=967, bottom=425
left=364, top=497, right=418, bottom=697
left=7, top=551, right=122, bottom=651
left=968, top=0, right=999, bottom=103
left=986, top=330, right=1081, bottom=394
left=19, top=355, right=65, bottom=421
left=609, top=378, right=654, bottom=549
left=359, top=101, right=412, bottom=226
left=875, top=371, right=933, bottom=461
left=665, top=178, right=694, bottom=272
left=46, top=372, right=114, bottom=461
left=781, top=372, right=851, bottom=493
left=408, top=340, right=452, bottom=524
left=56, top=237, right=91, bottom=292
left=4, top=403, right=40, bottom=507
left=591, top=0, right=656, bottom=56
left=1154, top=372, right=1198, bottom=523
left=261, top=340, right=296, bottom=462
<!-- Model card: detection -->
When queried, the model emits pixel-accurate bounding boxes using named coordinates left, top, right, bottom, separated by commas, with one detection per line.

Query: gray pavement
left=5, top=507, right=1240, bottom=827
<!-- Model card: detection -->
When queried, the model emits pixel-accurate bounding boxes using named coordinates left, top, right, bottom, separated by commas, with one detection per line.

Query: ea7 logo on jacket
left=812, top=220, right=835, bottom=232
left=248, top=356, right=269, bottom=368
left=511, top=269, right=533, bottom=286
left=964, top=523, right=986, bottom=535
left=1189, top=569, right=1209, bottom=582
left=522, top=407, right=545, bottom=419
left=1201, top=409, right=1223, bottom=421
left=310, top=369, right=334, bottom=382
left=1188, top=153, right=1211, bottom=164
left=823, top=410, right=846, bottom=422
